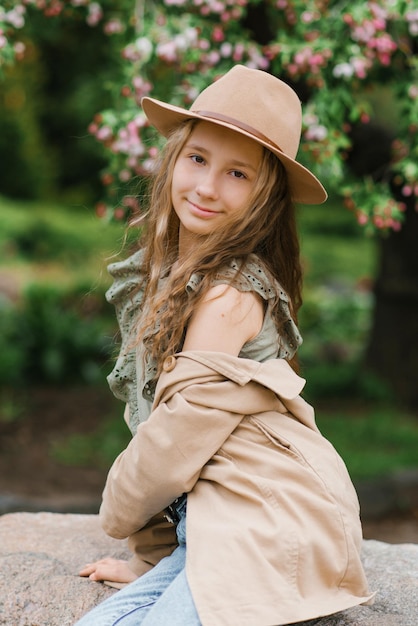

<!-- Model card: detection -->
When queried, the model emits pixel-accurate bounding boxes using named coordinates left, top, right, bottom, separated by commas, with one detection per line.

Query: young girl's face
left=171, top=121, right=263, bottom=249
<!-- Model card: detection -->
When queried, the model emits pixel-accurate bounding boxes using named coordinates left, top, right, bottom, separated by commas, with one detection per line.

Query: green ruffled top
left=105, top=249, right=302, bottom=435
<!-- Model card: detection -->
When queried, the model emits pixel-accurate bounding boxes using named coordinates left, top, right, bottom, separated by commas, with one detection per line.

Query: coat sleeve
left=99, top=369, right=245, bottom=539
left=127, top=512, right=178, bottom=577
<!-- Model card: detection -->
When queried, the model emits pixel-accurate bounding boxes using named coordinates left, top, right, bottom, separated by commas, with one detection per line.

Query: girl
left=76, top=65, right=373, bottom=625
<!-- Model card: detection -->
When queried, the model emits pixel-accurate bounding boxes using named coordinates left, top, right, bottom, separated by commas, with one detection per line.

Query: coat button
left=163, top=355, right=176, bottom=372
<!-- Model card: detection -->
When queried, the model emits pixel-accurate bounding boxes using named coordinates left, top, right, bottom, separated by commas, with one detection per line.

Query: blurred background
left=0, top=1, right=417, bottom=541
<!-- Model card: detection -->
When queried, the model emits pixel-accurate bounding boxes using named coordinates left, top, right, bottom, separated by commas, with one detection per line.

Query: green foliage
left=0, top=197, right=135, bottom=387
left=50, top=414, right=131, bottom=469
left=18, top=283, right=115, bottom=384
left=0, top=283, right=116, bottom=386
left=0, top=4, right=118, bottom=203
left=0, top=302, right=25, bottom=385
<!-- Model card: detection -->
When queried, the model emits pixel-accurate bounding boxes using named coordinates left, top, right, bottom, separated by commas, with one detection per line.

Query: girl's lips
left=188, top=200, right=219, bottom=218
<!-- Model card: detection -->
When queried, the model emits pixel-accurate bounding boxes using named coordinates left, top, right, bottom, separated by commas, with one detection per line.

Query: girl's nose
left=195, top=171, right=219, bottom=199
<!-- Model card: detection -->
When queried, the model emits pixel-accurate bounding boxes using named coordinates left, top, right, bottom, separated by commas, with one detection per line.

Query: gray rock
left=0, top=512, right=417, bottom=626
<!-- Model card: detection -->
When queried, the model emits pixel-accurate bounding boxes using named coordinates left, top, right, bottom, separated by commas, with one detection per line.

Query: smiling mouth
left=188, top=201, right=219, bottom=217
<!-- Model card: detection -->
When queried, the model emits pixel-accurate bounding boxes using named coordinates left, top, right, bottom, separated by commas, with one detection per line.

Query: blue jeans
left=75, top=498, right=201, bottom=625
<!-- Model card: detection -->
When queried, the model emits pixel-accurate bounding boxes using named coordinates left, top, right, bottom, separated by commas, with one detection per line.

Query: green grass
left=316, top=406, right=418, bottom=482
left=0, top=195, right=130, bottom=288
left=50, top=414, right=131, bottom=470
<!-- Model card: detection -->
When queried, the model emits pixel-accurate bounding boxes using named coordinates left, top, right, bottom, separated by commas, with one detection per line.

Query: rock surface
left=0, top=512, right=417, bottom=626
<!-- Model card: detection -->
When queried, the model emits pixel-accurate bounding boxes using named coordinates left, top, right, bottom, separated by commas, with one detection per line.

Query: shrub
left=0, top=283, right=117, bottom=387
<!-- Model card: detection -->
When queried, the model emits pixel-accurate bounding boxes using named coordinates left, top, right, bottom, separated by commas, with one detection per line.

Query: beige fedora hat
left=141, top=65, right=327, bottom=204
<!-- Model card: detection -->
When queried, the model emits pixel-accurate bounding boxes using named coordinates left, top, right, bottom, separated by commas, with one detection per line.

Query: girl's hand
left=79, top=557, right=138, bottom=584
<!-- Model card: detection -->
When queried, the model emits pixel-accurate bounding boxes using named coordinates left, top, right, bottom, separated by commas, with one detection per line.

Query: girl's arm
left=99, top=286, right=264, bottom=538
left=182, top=284, right=264, bottom=355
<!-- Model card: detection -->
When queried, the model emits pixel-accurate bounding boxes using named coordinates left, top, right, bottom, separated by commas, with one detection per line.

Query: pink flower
left=119, top=169, right=131, bottom=182
left=96, top=125, right=113, bottom=141
left=301, top=11, right=314, bottom=24
left=212, top=26, right=224, bottom=42
left=402, top=185, right=412, bottom=197
left=104, top=18, right=124, bottom=35
left=232, top=43, right=245, bottom=61
left=87, top=3, right=103, bottom=26
left=357, top=212, right=368, bottom=225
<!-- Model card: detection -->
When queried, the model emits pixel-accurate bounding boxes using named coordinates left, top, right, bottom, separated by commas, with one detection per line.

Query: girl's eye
left=190, top=154, right=205, bottom=164
left=230, top=170, right=247, bottom=179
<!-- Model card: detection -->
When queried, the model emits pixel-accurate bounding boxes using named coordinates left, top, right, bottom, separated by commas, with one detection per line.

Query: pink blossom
left=206, top=50, right=221, bottom=65
left=198, top=39, right=210, bottom=50
left=157, top=41, right=178, bottom=62
left=96, top=125, right=113, bottom=141
left=5, top=8, right=26, bottom=28
left=372, top=18, right=386, bottom=31
left=357, top=212, right=368, bottom=225
left=373, top=215, right=384, bottom=228
left=220, top=42, right=233, bottom=57
left=301, top=11, right=315, bottom=24
left=114, top=207, right=125, bottom=220
left=104, top=18, right=124, bottom=35
left=309, top=53, right=324, bottom=67
left=230, top=8, right=243, bottom=20
left=369, top=2, right=387, bottom=22
left=352, top=57, right=369, bottom=79
left=119, top=169, right=131, bottom=182
left=86, top=3, right=103, bottom=26
left=305, top=125, right=328, bottom=141
left=95, top=202, right=107, bottom=218
left=232, top=43, right=245, bottom=61
left=88, top=122, right=99, bottom=134
left=13, top=41, right=26, bottom=56
left=212, top=26, right=224, bottom=42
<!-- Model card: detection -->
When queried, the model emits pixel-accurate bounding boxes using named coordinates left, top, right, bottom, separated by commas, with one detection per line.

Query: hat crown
left=140, top=64, right=327, bottom=204
left=190, top=65, right=302, bottom=159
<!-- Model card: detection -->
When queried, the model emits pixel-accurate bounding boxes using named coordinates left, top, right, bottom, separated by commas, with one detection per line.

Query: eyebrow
left=184, top=142, right=258, bottom=173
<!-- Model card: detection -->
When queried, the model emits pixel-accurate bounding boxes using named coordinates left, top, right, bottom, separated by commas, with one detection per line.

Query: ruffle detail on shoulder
left=105, top=249, right=146, bottom=430
left=105, top=248, right=145, bottom=310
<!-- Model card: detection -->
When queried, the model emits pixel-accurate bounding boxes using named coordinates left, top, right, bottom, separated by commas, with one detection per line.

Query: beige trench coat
left=100, top=351, right=374, bottom=625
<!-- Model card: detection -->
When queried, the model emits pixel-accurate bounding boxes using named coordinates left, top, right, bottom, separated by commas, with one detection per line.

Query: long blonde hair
left=131, top=120, right=303, bottom=375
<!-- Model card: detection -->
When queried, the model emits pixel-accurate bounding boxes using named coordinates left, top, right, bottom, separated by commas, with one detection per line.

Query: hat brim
left=142, top=97, right=327, bottom=205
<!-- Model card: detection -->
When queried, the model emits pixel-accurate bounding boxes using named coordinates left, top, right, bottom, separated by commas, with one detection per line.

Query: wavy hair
left=130, top=119, right=303, bottom=375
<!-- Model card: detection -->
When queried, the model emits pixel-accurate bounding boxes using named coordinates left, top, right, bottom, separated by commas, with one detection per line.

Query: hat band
left=196, top=110, right=283, bottom=154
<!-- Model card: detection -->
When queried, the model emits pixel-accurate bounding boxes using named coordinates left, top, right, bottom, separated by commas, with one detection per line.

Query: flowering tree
left=1, top=0, right=416, bottom=230
left=1, top=0, right=417, bottom=405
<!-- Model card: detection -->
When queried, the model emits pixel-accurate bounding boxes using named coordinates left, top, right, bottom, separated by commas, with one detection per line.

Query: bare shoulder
left=182, top=284, right=264, bottom=356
